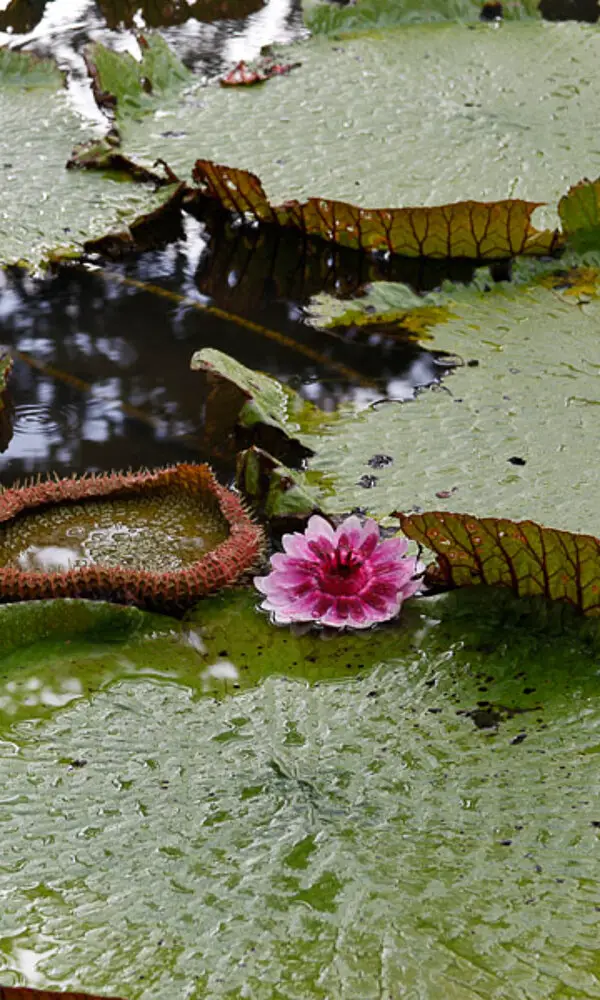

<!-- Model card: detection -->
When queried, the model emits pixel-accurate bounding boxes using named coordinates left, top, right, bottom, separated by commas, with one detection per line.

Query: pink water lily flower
left=255, top=514, right=423, bottom=629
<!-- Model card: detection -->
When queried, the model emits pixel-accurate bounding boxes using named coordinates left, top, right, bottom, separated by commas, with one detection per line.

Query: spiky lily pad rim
left=0, top=463, right=265, bottom=613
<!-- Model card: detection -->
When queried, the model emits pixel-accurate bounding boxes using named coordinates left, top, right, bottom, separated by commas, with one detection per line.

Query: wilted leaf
left=191, top=347, right=315, bottom=464
left=220, top=59, right=300, bottom=87
left=399, top=510, right=600, bottom=614
left=236, top=446, right=321, bottom=523
left=192, top=159, right=559, bottom=259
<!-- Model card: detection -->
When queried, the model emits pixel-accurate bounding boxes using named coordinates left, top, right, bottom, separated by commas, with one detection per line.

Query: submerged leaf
left=192, top=160, right=560, bottom=259
left=399, top=511, right=600, bottom=615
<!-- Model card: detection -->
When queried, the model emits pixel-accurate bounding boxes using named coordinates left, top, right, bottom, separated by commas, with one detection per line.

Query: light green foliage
left=1, top=587, right=600, bottom=998
left=305, top=274, right=600, bottom=534
left=85, top=35, right=190, bottom=115
left=305, top=0, right=540, bottom=35
left=99, top=22, right=600, bottom=231
left=0, top=47, right=177, bottom=266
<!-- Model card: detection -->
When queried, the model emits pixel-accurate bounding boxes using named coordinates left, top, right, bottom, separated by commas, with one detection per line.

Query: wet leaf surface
left=305, top=0, right=540, bottom=34
left=400, top=511, right=600, bottom=614
left=0, top=48, right=182, bottom=267
left=302, top=273, right=600, bottom=532
left=87, top=22, right=600, bottom=234
left=2, top=587, right=600, bottom=997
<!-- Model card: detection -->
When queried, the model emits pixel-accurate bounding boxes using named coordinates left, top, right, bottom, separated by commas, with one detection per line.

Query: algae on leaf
left=2, top=586, right=600, bottom=998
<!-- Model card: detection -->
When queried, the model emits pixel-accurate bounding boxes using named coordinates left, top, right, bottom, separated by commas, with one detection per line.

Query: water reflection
left=0, top=213, right=465, bottom=483
left=0, top=0, right=306, bottom=88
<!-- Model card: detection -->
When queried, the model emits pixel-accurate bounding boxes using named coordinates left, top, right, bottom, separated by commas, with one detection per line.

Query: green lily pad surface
left=304, top=0, right=540, bottom=33
left=0, top=49, right=176, bottom=267
left=1, top=587, right=600, bottom=998
left=94, top=22, right=600, bottom=230
left=305, top=274, right=600, bottom=534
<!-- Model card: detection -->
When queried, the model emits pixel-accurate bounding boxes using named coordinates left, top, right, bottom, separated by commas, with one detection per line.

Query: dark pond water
left=0, top=0, right=584, bottom=487
left=0, top=213, right=476, bottom=484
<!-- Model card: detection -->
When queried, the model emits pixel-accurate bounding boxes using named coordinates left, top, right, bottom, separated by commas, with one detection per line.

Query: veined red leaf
left=398, top=511, right=600, bottom=615
left=191, top=161, right=562, bottom=260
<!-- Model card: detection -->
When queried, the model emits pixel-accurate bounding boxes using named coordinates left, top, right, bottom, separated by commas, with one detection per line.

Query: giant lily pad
left=0, top=48, right=182, bottom=267
left=2, top=585, right=600, bottom=997
left=303, top=274, right=600, bottom=534
left=84, top=21, right=600, bottom=233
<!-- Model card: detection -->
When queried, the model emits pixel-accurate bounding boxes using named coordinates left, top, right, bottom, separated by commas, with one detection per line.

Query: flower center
left=320, top=544, right=368, bottom=595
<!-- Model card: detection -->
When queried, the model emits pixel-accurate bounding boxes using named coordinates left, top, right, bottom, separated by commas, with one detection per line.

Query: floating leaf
left=399, top=510, right=600, bottom=615
left=86, top=22, right=600, bottom=239
left=4, top=585, right=600, bottom=997
left=306, top=280, right=451, bottom=335
left=299, top=276, right=600, bottom=533
left=305, top=0, right=540, bottom=34
left=83, top=181, right=185, bottom=257
left=558, top=176, right=600, bottom=253
left=192, top=159, right=560, bottom=259
left=0, top=464, right=264, bottom=612
left=0, top=47, right=183, bottom=267
left=191, top=347, right=315, bottom=464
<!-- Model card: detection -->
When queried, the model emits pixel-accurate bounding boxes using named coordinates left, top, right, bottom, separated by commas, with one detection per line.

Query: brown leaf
left=0, top=987, right=126, bottom=1000
left=220, top=59, right=300, bottom=87
left=191, top=161, right=562, bottom=260
left=398, top=510, right=600, bottom=615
